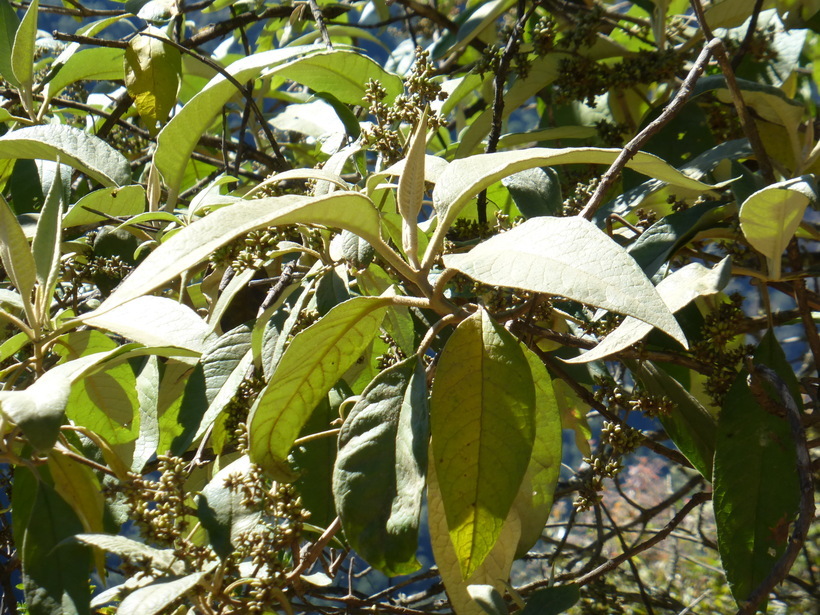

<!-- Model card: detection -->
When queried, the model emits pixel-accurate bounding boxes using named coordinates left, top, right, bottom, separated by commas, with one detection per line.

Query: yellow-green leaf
left=248, top=296, right=392, bottom=480
left=0, top=193, right=36, bottom=325
left=10, top=0, right=37, bottom=94
left=125, top=27, right=182, bottom=135
left=430, top=308, right=535, bottom=578
left=739, top=176, right=816, bottom=280
left=397, top=111, right=427, bottom=267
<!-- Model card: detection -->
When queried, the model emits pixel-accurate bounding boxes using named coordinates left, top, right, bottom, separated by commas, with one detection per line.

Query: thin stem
left=579, top=39, right=720, bottom=220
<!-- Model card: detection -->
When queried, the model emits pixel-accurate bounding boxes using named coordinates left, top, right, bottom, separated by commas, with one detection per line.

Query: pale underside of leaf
left=89, top=192, right=383, bottom=316
left=443, top=216, right=688, bottom=347
left=566, top=257, right=731, bottom=363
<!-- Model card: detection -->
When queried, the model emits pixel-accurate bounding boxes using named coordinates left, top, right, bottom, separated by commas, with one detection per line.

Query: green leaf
left=333, top=356, right=429, bottom=576
left=515, top=345, right=562, bottom=557
left=125, top=27, right=182, bottom=134
left=80, top=296, right=215, bottom=355
left=248, top=296, right=392, bottom=480
left=197, top=455, right=262, bottom=559
left=292, top=383, right=349, bottom=529
left=428, top=454, right=521, bottom=615
left=0, top=0, right=20, bottom=87
left=0, top=192, right=37, bottom=324
left=63, top=185, right=146, bottom=228
left=47, top=450, right=105, bottom=537
left=520, top=584, right=580, bottom=615
left=0, top=125, right=131, bottom=187
left=194, top=323, right=253, bottom=442
left=397, top=111, right=427, bottom=267
left=627, top=201, right=732, bottom=277
left=13, top=466, right=91, bottom=615
left=634, top=361, right=716, bottom=478
left=443, top=217, right=688, bottom=348
left=42, top=47, right=124, bottom=104
left=739, top=176, right=816, bottom=280
left=467, top=585, right=509, bottom=615
left=425, top=147, right=714, bottom=268
left=117, top=570, right=211, bottom=615
left=430, top=308, right=535, bottom=578
left=10, top=0, right=37, bottom=93
left=89, top=192, right=384, bottom=316
left=133, top=355, right=160, bottom=471
left=154, top=45, right=321, bottom=201
left=0, top=375, right=70, bottom=451
left=272, top=49, right=403, bottom=106
left=567, top=258, right=731, bottom=364
left=502, top=167, right=562, bottom=218
left=31, top=164, right=64, bottom=310
left=714, top=330, right=801, bottom=605
left=71, top=533, right=185, bottom=574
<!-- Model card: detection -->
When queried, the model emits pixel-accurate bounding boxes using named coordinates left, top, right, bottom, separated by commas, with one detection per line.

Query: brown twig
left=739, top=364, right=815, bottom=615
left=307, top=0, right=333, bottom=49
left=688, top=0, right=775, bottom=183
left=730, top=0, right=766, bottom=70
left=579, top=38, right=720, bottom=220
left=573, top=491, right=712, bottom=586
left=285, top=517, right=342, bottom=583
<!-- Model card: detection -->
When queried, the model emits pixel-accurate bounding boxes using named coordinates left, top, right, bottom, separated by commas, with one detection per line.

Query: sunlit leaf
left=333, top=356, right=428, bottom=576
left=0, top=0, right=20, bottom=87
left=71, top=533, right=185, bottom=575
left=430, top=308, right=534, bottom=578
left=0, top=375, right=70, bottom=452
left=443, top=217, right=688, bottom=347
left=63, top=186, right=146, bottom=229
left=125, top=27, right=181, bottom=134
left=739, top=175, right=816, bottom=280
left=0, top=125, right=130, bottom=187
left=0, top=192, right=36, bottom=324
left=567, top=258, right=731, bottom=363
left=117, top=570, right=212, bottom=615
left=89, top=193, right=384, bottom=316
left=467, top=584, right=509, bottom=615
left=42, top=47, right=124, bottom=104
left=10, top=0, right=37, bottom=94
left=248, top=296, right=392, bottom=480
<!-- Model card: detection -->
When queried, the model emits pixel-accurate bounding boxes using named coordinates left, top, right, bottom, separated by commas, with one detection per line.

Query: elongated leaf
left=10, top=0, right=37, bottom=93
left=0, top=375, right=70, bottom=451
left=154, top=45, right=321, bottom=200
left=443, top=217, right=687, bottom=347
left=426, top=147, right=714, bottom=268
left=248, top=296, right=392, bottom=480
left=42, top=47, right=123, bottom=103
left=13, top=466, right=90, bottom=615
left=197, top=455, right=262, bottom=559
left=133, top=355, right=160, bottom=471
left=47, top=450, right=105, bottom=536
left=397, top=111, right=427, bottom=266
left=567, top=258, right=731, bottom=364
left=125, top=27, right=181, bottom=134
left=0, top=125, right=130, bottom=187
left=0, top=193, right=36, bottom=323
left=32, top=164, right=63, bottom=309
left=89, top=192, right=383, bottom=316
left=63, top=185, right=146, bottom=228
left=194, top=324, right=253, bottom=441
left=272, top=49, right=403, bottom=106
left=81, top=296, right=214, bottom=354
left=714, top=330, right=800, bottom=605
left=428, top=455, right=521, bottom=615
left=117, top=570, right=210, bottom=615
left=430, top=308, right=535, bottom=578
left=333, top=356, right=428, bottom=576
left=0, top=0, right=20, bottom=87
left=515, top=345, right=562, bottom=556
left=71, top=534, right=185, bottom=575
left=634, top=361, right=715, bottom=478
left=739, top=176, right=816, bottom=280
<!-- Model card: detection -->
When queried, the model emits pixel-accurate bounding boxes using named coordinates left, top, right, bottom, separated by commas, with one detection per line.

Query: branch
left=574, top=491, right=712, bottom=586
left=285, top=517, right=342, bottom=583
left=730, top=0, right=766, bottom=70
left=579, top=38, right=720, bottom=220
left=739, top=364, right=815, bottom=615
left=688, top=0, right=775, bottom=183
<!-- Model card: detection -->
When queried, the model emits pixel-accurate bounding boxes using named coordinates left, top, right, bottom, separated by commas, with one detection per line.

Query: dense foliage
left=0, top=0, right=818, bottom=613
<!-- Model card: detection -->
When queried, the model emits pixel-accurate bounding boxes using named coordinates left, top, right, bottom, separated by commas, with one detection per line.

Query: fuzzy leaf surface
left=444, top=217, right=687, bottom=347
left=334, top=356, right=429, bottom=576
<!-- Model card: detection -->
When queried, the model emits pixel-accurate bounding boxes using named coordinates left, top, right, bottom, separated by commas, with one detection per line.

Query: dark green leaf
left=0, top=0, right=20, bottom=87
left=333, top=356, right=428, bottom=576
left=714, top=330, right=801, bottom=605
left=520, top=584, right=580, bottom=615
left=502, top=167, right=562, bottom=218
